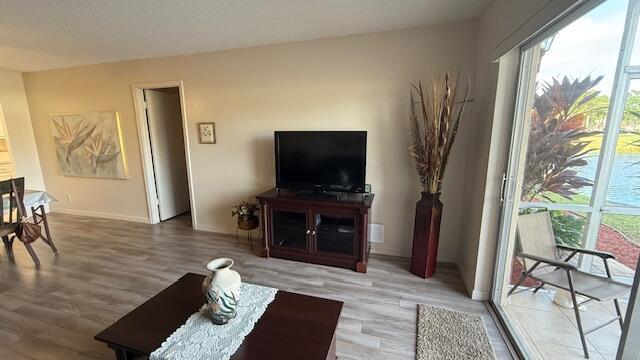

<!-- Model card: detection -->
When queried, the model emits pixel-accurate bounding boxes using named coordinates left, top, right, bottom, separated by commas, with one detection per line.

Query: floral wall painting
left=50, top=112, right=128, bottom=179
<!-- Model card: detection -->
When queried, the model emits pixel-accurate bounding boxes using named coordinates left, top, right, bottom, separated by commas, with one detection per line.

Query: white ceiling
left=0, top=0, right=491, bottom=72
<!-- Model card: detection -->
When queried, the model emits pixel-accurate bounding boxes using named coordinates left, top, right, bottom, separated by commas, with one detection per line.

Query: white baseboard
left=369, top=245, right=409, bottom=258
left=456, top=261, right=489, bottom=300
left=194, top=223, right=239, bottom=236
left=195, top=223, right=258, bottom=246
left=436, top=255, right=457, bottom=264
left=370, top=245, right=456, bottom=264
left=471, top=289, right=490, bottom=301
left=51, top=208, right=149, bottom=223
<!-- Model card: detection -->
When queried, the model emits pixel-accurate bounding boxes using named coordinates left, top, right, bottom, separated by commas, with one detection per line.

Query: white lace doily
left=150, top=283, right=278, bottom=360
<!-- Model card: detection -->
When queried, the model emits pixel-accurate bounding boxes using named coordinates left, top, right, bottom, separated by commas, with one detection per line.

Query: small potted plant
left=232, top=198, right=260, bottom=231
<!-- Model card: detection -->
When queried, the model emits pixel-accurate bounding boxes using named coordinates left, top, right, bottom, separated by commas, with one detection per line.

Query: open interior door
left=144, top=89, right=190, bottom=221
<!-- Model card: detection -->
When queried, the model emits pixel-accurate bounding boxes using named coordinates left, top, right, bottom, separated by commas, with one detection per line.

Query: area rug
left=416, top=304, right=496, bottom=360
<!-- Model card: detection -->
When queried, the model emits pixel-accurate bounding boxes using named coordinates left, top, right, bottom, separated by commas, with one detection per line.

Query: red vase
left=410, top=192, right=443, bottom=278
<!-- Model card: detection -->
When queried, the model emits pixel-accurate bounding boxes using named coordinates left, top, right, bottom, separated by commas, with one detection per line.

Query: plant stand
left=235, top=227, right=259, bottom=249
left=235, top=215, right=260, bottom=249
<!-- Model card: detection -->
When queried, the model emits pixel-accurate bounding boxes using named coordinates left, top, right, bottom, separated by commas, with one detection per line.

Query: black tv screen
left=275, top=131, right=367, bottom=193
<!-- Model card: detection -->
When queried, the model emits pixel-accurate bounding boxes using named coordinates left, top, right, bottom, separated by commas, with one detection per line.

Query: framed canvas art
left=198, top=122, right=216, bottom=144
left=50, top=112, right=128, bottom=179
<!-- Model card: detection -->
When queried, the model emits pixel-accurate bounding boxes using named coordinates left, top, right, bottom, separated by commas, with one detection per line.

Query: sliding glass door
left=492, top=0, right=640, bottom=358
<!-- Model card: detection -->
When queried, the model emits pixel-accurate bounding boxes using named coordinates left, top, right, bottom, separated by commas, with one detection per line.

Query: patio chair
left=507, top=210, right=632, bottom=359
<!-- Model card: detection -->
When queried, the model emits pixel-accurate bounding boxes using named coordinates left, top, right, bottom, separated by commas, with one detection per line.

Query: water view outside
left=579, top=154, right=640, bottom=208
left=518, top=0, right=639, bottom=272
left=522, top=0, right=625, bottom=205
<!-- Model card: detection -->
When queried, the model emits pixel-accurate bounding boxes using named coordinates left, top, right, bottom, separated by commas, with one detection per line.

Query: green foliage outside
left=575, top=89, right=640, bottom=230
left=549, top=211, right=586, bottom=248
left=555, top=89, right=640, bottom=247
left=535, top=193, right=640, bottom=246
left=602, top=213, right=640, bottom=245
left=575, top=90, right=640, bottom=132
left=521, top=76, right=603, bottom=247
left=583, top=133, right=640, bottom=154
left=521, top=76, right=640, bottom=248
left=522, top=76, right=600, bottom=204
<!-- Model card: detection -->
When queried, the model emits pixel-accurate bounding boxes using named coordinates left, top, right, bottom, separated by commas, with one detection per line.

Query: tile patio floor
left=505, top=287, right=629, bottom=359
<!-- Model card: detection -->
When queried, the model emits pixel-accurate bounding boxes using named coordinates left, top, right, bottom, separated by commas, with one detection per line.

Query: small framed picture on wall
left=198, top=122, right=216, bottom=144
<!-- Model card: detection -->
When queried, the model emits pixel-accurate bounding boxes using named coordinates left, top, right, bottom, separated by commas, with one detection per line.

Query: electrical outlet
left=368, top=224, right=384, bottom=244
left=66, top=194, right=72, bottom=203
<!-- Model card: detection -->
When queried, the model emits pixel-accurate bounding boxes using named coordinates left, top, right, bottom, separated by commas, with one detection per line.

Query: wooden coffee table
left=95, top=273, right=342, bottom=360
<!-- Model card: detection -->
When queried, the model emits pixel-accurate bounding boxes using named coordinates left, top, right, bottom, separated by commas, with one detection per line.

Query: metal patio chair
left=508, top=210, right=632, bottom=359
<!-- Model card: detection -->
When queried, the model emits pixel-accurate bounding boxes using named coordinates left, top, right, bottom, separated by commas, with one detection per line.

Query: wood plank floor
left=0, top=213, right=511, bottom=359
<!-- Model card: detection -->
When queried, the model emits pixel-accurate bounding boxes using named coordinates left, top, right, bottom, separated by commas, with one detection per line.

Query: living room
left=1, top=1, right=639, bottom=359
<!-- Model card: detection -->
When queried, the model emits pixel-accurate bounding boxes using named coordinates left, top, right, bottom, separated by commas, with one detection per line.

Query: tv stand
left=256, top=188, right=374, bottom=273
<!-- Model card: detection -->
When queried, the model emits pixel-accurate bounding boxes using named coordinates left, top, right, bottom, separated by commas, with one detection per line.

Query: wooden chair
left=31, top=204, right=56, bottom=253
left=0, top=178, right=56, bottom=265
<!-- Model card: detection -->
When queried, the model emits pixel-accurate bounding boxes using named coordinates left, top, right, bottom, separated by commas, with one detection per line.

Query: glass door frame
left=491, top=0, right=640, bottom=357
left=490, top=44, right=540, bottom=360
left=576, top=0, right=640, bottom=271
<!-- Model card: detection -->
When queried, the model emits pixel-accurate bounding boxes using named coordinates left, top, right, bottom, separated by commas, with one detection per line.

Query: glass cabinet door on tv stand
left=312, top=211, right=357, bottom=258
left=270, top=208, right=309, bottom=252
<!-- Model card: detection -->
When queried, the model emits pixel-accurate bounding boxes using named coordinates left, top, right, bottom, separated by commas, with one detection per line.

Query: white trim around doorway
left=131, top=81, right=196, bottom=228
left=0, top=103, right=17, bottom=179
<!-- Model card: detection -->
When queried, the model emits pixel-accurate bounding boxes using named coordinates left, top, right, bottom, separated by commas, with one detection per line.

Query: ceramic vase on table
left=410, top=192, right=443, bottom=278
left=202, top=258, right=241, bottom=324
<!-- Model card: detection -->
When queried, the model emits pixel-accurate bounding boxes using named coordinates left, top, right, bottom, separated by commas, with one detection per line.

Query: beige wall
left=0, top=68, right=46, bottom=190
left=23, top=21, right=478, bottom=260
left=458, top=0, right=580, bottom=299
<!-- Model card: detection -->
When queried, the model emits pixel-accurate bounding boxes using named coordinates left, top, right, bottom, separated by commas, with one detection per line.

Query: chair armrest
left=557, top=245, right=615, bottom=259
left=518, top=252, right=577, bottom=270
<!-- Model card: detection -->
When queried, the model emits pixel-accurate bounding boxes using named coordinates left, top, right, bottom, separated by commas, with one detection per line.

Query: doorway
left=491, top=0, right=640, bottom=358
left=132, top=82, right=195, bottom=227
left=0, top=103, right=16, bottom=181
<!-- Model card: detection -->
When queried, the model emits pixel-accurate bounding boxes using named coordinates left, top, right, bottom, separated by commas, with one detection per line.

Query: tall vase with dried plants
left=409, top=72, right=470, bottom=278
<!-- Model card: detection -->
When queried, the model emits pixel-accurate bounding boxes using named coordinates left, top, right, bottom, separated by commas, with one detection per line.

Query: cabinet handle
left=311, top=230, right=316, bottom=235
left=306, top=229, right=311, bottom=234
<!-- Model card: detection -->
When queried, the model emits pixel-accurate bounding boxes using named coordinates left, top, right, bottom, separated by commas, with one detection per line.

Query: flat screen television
left=275, top=131, right=367, bottom=193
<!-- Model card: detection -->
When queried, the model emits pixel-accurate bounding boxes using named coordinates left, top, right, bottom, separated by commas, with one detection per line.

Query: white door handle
left=500, top=173, right=507, bottom=203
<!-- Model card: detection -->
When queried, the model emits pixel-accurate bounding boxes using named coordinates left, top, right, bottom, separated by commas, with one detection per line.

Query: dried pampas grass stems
left=409, top=72, right=470, bottom=193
